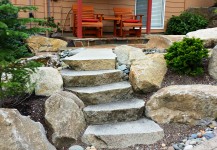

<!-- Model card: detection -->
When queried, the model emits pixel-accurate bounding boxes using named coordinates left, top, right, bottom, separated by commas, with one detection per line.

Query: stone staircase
left=61, top=48, right=164, bottom=149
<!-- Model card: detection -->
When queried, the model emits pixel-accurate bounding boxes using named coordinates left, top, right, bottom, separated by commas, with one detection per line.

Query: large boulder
left=45, top=91, right=86, bottom=148
left=209, top=46, right=217, bottom=80
left=186, top=28, right=217, bottom=48
left=113, top=45, right=146, bottom=66
left=0, top=109, right=56, bottom=150
left=34, top=67, right=63, bottom=96
left=144, top=35, right=172, bottom=50
left=129, top=53, right=167, bottom=93
left=146, top=85, right=217, bottom=125
left=26, top=36, right=67, bottom=53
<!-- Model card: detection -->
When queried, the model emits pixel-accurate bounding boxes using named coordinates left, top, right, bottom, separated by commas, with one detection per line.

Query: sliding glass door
left=136, top=0, right=165, bottom=29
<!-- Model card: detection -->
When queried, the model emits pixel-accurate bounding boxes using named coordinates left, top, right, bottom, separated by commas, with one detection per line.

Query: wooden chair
left=72, top=5, right=103, bottom=38
left=113, top=7, right=143, bottom=37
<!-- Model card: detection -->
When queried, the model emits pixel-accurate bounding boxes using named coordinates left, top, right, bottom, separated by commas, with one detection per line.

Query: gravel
left=2, top=59, right=217, bottom=150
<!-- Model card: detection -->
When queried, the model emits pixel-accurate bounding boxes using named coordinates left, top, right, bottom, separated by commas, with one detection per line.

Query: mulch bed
left=2, top=60, right=217, bottom=150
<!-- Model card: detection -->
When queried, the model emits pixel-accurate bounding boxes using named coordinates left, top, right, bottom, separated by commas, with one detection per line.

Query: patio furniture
left=103, top=16, right=120, bottom=37
left=113, top=7, right=143, bottom=37
left=72, top=5, right=103, bottom=38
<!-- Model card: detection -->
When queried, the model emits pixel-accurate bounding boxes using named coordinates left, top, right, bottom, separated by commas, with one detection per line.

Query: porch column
left=146, top=0, right=152, bottom=34
left=77, top=0, right=82, bottom=38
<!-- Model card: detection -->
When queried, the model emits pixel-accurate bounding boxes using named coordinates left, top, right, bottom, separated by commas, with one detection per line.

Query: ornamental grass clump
left=164, top=38, right=208, bottom=76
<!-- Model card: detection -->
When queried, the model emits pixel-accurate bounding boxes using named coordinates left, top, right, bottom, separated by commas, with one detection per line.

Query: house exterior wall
left=11, top=0, right=215, bottom=33
left=155, top=0, right=215, bottom=33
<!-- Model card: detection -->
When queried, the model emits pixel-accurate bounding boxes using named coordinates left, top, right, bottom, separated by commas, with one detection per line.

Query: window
left=136, top=0, right=165, bottom=29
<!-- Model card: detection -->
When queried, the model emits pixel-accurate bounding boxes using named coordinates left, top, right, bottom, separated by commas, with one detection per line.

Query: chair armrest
left=135, top=15, right=143, bottom=22
left=95, top=14, right=104, bottom=22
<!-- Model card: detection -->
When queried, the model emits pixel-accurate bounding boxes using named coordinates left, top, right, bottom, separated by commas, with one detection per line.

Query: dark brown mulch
left=162, top=59, right=217, bottom=87
left=2, top=60, right=217, bottom=150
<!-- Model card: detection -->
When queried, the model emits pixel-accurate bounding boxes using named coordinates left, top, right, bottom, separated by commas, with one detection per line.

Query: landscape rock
left=82, top=118, right=164, bottom=149
left=144, top=35, right=172, bottom=50
left=61, top=69, right=122, bottom=87
left=192, top=135, right=217, bottom=150
left=184, top=145, right=193, bottom=150
left=0, top=108, right=56, bottom=150
left=83, top=98, right=145, bottom=124
left=68, top=145, right=84, bottom=150
left=146, top=85, right=217, bottom=125
left=34, top=67, right=63, bottom=96
left=26, top=35, right=67, bottom=53
left=59, top=48, right=86, bottom=59
left=209, top=46, right=217, bottom=80
left=129, top=53, right=167, bottom=93
left=21, top=54, right=60, bottom=68
left=113, top=45, right=146, bottom=66
left=118, top=64, right=127, bottom=71
left=63, top=49, right=116, bottom=71
left=67, top=81, right=133, bottom=105
left=186, top=28, right=217, bottom=48
left=45, top=91, right=86, bottom=148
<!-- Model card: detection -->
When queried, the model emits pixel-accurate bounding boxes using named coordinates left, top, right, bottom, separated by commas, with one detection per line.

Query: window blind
left=136, top=0, right=165, bottom=28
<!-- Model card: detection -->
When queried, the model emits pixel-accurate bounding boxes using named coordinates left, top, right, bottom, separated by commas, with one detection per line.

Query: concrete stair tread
left=61, top=69, right=121, bottom=76
left=82, top=118, right=164, bottom=148
left=67, top=81, right=131, bottom=93
left=84, top=98, right=144, bottom=111
left=63, top=48, right=116, bottom=61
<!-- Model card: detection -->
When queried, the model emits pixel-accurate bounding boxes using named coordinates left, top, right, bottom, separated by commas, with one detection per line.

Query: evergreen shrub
left=166, top=12, right=208, bottom=35
left=164, top=38, right=209, bottom=76
left=0, top=0, right=47, bottom=99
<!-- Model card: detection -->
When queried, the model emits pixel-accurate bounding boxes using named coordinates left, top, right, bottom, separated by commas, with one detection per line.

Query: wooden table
left=103, top=16, right=120, bottom=36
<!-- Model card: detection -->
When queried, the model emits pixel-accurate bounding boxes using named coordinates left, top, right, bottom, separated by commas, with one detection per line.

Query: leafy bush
left=166, top=12, right=208, bottom=35
left=0, top=0, right=47, bottom=100
left=164, top=38, right=208, bottom=76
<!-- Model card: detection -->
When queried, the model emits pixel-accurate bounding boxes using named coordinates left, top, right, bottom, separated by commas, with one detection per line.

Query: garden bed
left=2, top=60, right=216, bottom=150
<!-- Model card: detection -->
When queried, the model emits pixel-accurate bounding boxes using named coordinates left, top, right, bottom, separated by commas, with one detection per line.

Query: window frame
left=135, top=0, right=166, bottom=29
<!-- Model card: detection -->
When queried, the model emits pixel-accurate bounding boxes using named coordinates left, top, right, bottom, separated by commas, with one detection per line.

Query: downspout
left=77, top=0, right=83, bottom=38
left=146, top=0, right=152, bottom=34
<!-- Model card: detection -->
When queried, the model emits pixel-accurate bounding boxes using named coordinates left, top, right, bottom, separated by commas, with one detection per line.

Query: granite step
left=82, top=118, right=164, bottom=149
left=62, top=48, right=116, bottom=71
left=61, top=69, right=122, bottom=87
left=84, top=98, right=145, bottom=125
left=66, top=81, right=133, bottom=105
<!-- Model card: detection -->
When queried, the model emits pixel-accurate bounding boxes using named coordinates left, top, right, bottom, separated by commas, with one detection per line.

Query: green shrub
left=164, top=38, right=208, bottom=76
left=0, top=0, right=47, bottom=100
left=166, top=12, right=208, bottom=35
